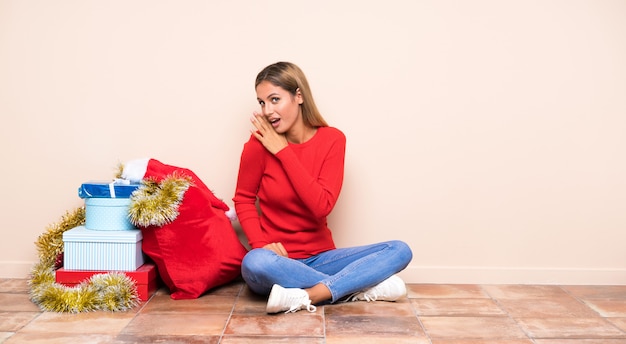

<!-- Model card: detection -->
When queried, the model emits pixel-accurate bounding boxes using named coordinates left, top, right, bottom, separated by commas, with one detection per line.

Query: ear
left=295, top=88, right=303, bottom=104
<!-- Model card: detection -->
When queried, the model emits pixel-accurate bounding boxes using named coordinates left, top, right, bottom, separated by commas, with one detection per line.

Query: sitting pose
left=233, top=61, right=413, bottom=313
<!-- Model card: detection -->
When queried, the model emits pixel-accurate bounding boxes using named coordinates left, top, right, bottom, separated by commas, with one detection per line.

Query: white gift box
left=85, top=198, right=136, bottom=231
left=63, top=226, right=144, bottom=271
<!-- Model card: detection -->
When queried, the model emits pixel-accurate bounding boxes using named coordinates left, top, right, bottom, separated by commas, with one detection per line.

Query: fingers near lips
left=250, top=113, right=268, bottom=138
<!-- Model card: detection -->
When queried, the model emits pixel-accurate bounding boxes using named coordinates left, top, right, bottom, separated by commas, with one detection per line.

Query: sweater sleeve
left=275, top=129, right=346, bottom=219
left=233, top=137, right=268, bottom=249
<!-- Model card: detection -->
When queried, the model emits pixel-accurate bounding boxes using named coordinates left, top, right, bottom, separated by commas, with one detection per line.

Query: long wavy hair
left=255, top=62, right=328, bottom=127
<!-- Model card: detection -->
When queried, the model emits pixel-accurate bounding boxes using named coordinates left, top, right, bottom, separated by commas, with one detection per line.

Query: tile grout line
left=559, top=285, right=626, bottom=336
left=0, top=284, right=41, bottom=339
left=321, top=304, right=327, bottom=343
left=407, top=294, right=434, bottom=343
left=479, top=284, right=536, bottom=342
left=116, top=290, right=154, bottom=339
left=218, top=283, right=244, bottom=342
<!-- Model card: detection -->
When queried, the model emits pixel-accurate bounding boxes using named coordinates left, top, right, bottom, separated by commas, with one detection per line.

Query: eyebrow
left=257, top=92, right=281, bottom=101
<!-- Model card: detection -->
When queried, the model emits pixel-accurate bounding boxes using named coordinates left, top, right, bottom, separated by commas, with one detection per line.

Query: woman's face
left=256, top=80, right=303, bottom=135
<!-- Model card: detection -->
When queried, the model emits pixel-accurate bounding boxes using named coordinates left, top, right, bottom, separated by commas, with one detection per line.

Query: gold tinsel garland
left=128, top=174, right=191, bottom=227
left=29, top=207, right=139, bottom=313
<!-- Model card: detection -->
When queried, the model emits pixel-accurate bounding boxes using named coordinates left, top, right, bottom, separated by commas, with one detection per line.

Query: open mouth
left=269, top=118, right=280, bottom=127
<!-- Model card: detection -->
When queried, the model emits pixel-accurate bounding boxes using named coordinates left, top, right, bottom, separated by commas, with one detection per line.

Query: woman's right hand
left=250, top=112, right=288, bottom=155
left=263, top=242, right=288, bottom=257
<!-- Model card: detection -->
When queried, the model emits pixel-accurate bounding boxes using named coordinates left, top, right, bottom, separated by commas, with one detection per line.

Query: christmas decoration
left=127, top=174, right=192, bottom=227
left=123, top=158, right=247, bottom=300
left=28, top=157, right=246, bottom=309
left=29, top=207, right=139, bottom=313
left=56, top=263, right=158, bottom=301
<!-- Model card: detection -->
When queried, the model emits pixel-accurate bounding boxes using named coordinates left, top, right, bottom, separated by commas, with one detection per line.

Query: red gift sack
left=127, top=159, right=248, bottom=300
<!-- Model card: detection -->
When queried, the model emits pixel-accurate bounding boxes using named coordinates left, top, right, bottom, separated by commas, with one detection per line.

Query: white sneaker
left=266, top=284, right=317, bottom=314
left=350, top=275, right=407, bottom=302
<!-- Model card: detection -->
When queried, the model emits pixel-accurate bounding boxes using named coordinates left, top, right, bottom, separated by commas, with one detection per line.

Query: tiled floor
left=1, top=278, right=626, bottom=343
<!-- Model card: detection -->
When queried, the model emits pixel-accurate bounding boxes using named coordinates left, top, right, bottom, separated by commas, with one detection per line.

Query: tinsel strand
left=29, top=204, right=139, bottom=312
left=128, top=174, right=191, bottom=227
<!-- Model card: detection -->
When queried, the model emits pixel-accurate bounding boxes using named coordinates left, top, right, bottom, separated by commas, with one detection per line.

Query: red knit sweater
left=233, top=126, right=346, bottom=259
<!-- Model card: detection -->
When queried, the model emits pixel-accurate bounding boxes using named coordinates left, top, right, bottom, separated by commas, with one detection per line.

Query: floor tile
left=225, top=313, right=324, bottom=337
left=17, top=311, right=136, bottom=334
left=430, top=340, right=534, bottom=344
left=483, top=285, right=571, bottom=299
left=0, top=279, right=30, bottom=293
left=325, top=315, right=427, bottom=338
left=3, top=278, right=626, bottom=342
left=122, top=313, right=229, bottom=336
left=221, top=336, right=325, bottom=343
left=0, top=294, right=42, bottom=312
left=582, top=299, right=626, bottom=317
left=327, top=336, right=430, bottom=344
left=562, top=286, right=626, bottom=299
left=420, top=316, right=528, bottom=340
left=153, top=286, right=171, bottom=296
left=206, top=280, right=245, bottom=297
left=411, top=298, right=506, bottom=316
left=0, top=332, right=14, bottom=342
left=516, top=317, right=626, bottom=339
left=232, top=287, right=268, bottom=314
left=606, top=317, right=626, bottom=332
left=0, top=312, right=40, bottom=332
left=139, top=293, right=235, bottom=314
left=408, top=284, right=489, bottom=299
left=325, top=299, right=415, bottom=317
left=2, top=333, right=118, bottom=343
left=497, top=297, right=600, bottom=318
left=116, top=334, right=221, bottom=343
left=534, top=340, right=626, bottom=344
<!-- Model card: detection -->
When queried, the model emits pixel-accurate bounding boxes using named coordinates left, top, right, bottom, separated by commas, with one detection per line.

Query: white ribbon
left=108, top=178, right=131, bottom=198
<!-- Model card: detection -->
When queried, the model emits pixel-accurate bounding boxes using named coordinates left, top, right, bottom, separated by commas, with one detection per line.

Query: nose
left=262, top=103, right=274, bottom=116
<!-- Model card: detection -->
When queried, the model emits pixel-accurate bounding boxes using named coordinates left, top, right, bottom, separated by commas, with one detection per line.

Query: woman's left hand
left=263, top=242, right=289, bottom=257
left=250, top=112, right=288, bottom=155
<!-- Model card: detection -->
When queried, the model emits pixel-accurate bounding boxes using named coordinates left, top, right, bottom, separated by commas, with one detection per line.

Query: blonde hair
left=255, top=62, right=328, bottom=127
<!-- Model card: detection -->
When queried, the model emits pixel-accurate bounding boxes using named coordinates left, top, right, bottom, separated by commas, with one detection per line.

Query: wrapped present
left=85, top=197, right=136, bottom=230
left=78, top=180, right=140, bottom=199
left=63, top=226, right=144, bottom=271
left=56, top=263, right=159, bottom=301
left=79, top=180, right=139, bottom=231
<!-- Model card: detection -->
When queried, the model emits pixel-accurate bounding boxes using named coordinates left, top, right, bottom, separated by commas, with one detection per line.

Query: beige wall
left=1, top=0, right=625, bottom=284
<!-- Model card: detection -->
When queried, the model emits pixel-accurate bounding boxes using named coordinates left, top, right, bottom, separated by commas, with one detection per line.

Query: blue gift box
left=78, top=180, right=140, bottom=199
left=85, top=198, right=136, bottom=231
left=63, top=226, right=144, bottom=271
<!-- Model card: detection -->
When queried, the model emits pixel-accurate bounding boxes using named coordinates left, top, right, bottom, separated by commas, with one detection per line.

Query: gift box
left=78, top=180, right=141, bottom=199
left=55, top=263, right=159, bottom=301
left=79, top=180, right=139, bottom=231
left=63, top=226, right=144, bottom=271
left=84, top=198, right=136, bottom=231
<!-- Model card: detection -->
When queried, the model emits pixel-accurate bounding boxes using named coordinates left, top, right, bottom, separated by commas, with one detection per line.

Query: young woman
left=233, top=62, right=413, bottom=314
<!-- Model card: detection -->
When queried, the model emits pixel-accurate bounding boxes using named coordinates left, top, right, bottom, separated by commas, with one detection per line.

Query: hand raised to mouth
left=250, top=111, right=288, bottom=155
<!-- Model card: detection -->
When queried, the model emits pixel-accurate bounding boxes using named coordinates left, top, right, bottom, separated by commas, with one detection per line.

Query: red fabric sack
left=128, top=159, right=248, bottom=300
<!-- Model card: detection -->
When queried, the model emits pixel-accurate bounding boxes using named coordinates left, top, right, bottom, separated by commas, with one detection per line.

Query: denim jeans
left=241, top=240, right=413, bottom=303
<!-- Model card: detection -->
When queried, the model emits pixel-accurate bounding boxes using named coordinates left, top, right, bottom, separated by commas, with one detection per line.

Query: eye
left=271, top=97, right=280, bottom=103
left=258, top=100, right=265, bottom=106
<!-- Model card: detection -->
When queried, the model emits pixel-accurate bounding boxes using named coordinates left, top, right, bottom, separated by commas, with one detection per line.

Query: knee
left=241, top=248, right=271, bottom=275
left=389, top=240, right=413, bottom=265
left=241, top=248, right=283, bottom=281
left=241, top=248, right=278, bottom=296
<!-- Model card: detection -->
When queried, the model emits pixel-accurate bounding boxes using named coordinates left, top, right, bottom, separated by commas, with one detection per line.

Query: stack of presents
left=55, top=181, right=159, bottom=301
left=52, top=159, right=248, bottom=303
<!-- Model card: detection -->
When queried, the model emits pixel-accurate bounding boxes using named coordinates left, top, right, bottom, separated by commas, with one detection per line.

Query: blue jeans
left=241, top=240, right=413, bottom=303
